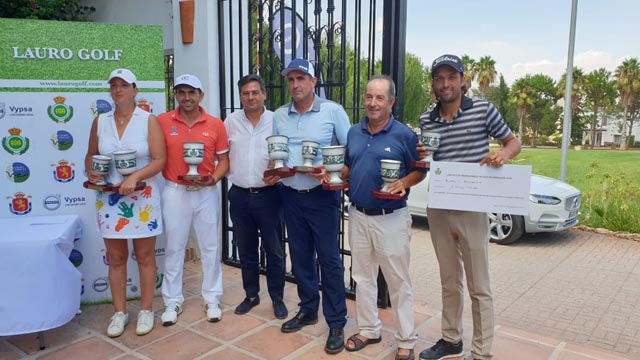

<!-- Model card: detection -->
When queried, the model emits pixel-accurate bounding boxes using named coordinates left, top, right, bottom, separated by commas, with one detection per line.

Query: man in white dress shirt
left=224, top=74, right=288, bottom=319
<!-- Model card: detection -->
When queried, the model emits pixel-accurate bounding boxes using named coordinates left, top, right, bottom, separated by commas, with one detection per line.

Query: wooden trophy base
left=83, top=180, right=147, bottom=192
left=293, top=166, right=322, bottom=174
left=372, top=189, right=404, bottom=200
left=410, top=160, right=430, bottom=169
left=263, top=167, right=296, bottom=179
left=178, top=175, right=211, bottom=182
left=322, top=182, right=349, bottom=191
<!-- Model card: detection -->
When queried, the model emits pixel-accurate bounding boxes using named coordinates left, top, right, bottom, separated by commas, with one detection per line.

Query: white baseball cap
left=108, top=68, right=137, bottom=84
left=174, top=74, right=203, bottom=90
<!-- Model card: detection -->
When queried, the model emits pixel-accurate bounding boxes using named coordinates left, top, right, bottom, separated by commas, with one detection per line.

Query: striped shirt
left=419, top=96, right=512, bottom=163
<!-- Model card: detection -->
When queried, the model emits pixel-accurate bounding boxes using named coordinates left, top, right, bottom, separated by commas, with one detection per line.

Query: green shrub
left=580, top=161, right=640, bottom=233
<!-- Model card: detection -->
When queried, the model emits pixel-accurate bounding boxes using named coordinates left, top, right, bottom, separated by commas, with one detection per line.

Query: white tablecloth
left=0, top=214, right=83, bottom=336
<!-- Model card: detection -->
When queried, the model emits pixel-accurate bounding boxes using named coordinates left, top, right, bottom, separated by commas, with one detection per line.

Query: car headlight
left=529, top=194, right=561, bottom=205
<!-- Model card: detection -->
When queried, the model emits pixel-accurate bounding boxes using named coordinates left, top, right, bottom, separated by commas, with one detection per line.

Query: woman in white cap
left=84, top=68, right=166, bottom=338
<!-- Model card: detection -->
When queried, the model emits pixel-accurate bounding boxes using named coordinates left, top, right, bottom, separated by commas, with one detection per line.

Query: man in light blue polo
left=273, top=58, right=350, bottom=354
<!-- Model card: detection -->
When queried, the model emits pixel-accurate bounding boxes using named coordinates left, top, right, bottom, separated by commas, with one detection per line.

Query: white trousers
left=161, top=182, right=223, bottom=306
left=349, top=205, right=417, bottom=349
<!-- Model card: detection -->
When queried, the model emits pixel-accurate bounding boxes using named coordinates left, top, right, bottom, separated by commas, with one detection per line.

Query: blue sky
left=406, top=0, right=640, bottom=85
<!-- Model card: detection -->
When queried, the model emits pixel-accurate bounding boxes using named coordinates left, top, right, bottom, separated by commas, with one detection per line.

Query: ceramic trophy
left=321, top=145, right=348, bottom=190
left=83, top=151, right=145, bottom=192
left=178, top=142, right=210, bottom=182
left=263, top=135, right=295, bottom=178
left=83, top=155, right=113, bottom=191
left=112, top=149, right=145, bottom=191
left=372, top=159, right=404, bottom=199
left=412, top=129, right=441, bottom=168
left=91, top=155, right=111, bottom=185
left=293, top=140, right=321, bottom=173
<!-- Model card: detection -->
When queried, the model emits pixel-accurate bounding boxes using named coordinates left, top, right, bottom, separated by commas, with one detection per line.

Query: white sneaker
left=107, top=312, right=129, bottom=338
left=136, top=310, right=154, bottom=336
left=161, top=303, right=182, bottom=326
left=205, top=303, right=222, bottom=322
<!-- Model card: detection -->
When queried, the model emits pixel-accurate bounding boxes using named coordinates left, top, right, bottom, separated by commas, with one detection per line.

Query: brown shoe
left=395, top=348, right=414, bottom=360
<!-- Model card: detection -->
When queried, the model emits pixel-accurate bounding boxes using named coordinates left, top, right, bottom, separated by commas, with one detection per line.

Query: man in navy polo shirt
left=273, top=58, right=350, bottom=354
left=340, top=75, right=425, bottom=360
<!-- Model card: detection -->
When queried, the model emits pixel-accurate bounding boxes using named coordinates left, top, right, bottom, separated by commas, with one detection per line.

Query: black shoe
left=281, top=311, right=318, bottom=333
left=234, top=296, right=260, bottom=315
left=325, top=328, right=344, bottom=354
left=273, top=300, right=288, bottom=319
left=418, top=338, right=463, bottom=360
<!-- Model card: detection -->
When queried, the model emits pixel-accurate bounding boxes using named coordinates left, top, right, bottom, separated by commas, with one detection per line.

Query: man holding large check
left=417, top=54, right=522, bottom=360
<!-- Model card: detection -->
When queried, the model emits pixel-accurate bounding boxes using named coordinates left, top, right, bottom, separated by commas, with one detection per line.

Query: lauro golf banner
left=0, top=18, right=167, bottom=302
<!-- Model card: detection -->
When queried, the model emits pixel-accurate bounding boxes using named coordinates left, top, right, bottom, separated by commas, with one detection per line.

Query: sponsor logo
left=47, top=96, right=74, bottom=123
left=6, top=105, right=34, bottom=117
left=155, top=248, right=165, bottom=257
left=51, top=160, right=75, bottom=183
left=93, top=277, right=109, bottom=292
left=0, top=103, right=5, bottom=119
left=43, top=194, right=61, bottom=211
left=63, top=195, right=86, bottom=207
left=90, top=99, right=112, bottom=117
left=137, top=98, right=153, bottom=113
left=2, top=128, right=30, bottom=155
left=170, top=126, right=178, bottom=135
left=50, top=130, right=74, bottom=151
left=69, top=249, right=83, bottom=267
left=6, top=162, right=30, bottom=183
left=7, top=192, right=32, bottom=215
left=433, top=55, right=460, bottom=65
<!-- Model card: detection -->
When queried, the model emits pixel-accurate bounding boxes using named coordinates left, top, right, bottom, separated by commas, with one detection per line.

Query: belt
left=165, top=180, right=203, bottom=192
left=232, top=185, right=276, bottom=194
left=283, top=185, right=323, bottom=193
left=353, top=204, right=405, bottom=216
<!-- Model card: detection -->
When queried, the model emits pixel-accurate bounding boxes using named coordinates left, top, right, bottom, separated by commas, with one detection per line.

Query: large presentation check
left=428, top=161, right=532, bottom=215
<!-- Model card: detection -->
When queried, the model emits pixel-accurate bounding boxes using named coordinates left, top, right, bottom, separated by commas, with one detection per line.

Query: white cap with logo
left=174, top=74, right=203, bottom=91
left=108, top=68, right=137, bottom=85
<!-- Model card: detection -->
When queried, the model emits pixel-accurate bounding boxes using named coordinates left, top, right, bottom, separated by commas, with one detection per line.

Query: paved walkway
left=409, top=218, right=640, bottom=359
left=2, top=225, right=637, bottom=360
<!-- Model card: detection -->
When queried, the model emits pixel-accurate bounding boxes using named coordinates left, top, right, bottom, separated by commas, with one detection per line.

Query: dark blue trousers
left=229, top=185, right=285, bottom=302
left=281, top=186, right=347, bottom=329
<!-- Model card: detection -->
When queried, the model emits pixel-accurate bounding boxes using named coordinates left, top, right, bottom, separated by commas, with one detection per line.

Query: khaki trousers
left=427, top=208, right=494, bottom=359
left=349, top=205, right=417, bottom=349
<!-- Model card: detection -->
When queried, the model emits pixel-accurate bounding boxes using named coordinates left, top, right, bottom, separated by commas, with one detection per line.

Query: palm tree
left=461, top=54, right=476, bottom=94
left=583, top=68, right=617, bottom=148
left=510, top=76, right=535, bottom=141
left=557, top=67, right=585, bottom=120
left=614, top=57, right=640, bottom=150
left=476, top=55, right=497, bottom=99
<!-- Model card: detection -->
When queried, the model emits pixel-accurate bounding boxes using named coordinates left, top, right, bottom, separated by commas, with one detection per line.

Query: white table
left=0, top=215, right=83, bottom=338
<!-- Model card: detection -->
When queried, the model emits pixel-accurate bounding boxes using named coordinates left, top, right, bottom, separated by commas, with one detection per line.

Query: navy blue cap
left=431, top=54, right=464, bottom=77
left=281, top=58, right=315, bottom=77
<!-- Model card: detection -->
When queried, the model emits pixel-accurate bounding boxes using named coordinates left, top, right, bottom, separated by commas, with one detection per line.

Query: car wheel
left=488, top=213, right=524, bottom=245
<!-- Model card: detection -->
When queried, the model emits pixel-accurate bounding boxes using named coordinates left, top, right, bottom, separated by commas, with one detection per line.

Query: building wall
left=85, top=0, right=174, bottom=52
left=85, top=0, right=221, bottom=117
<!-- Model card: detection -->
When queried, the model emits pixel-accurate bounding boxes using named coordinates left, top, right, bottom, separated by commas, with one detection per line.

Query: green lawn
left=512, top=148, right=640, bottom=188
left=510, top=148, right=640, bottom=233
